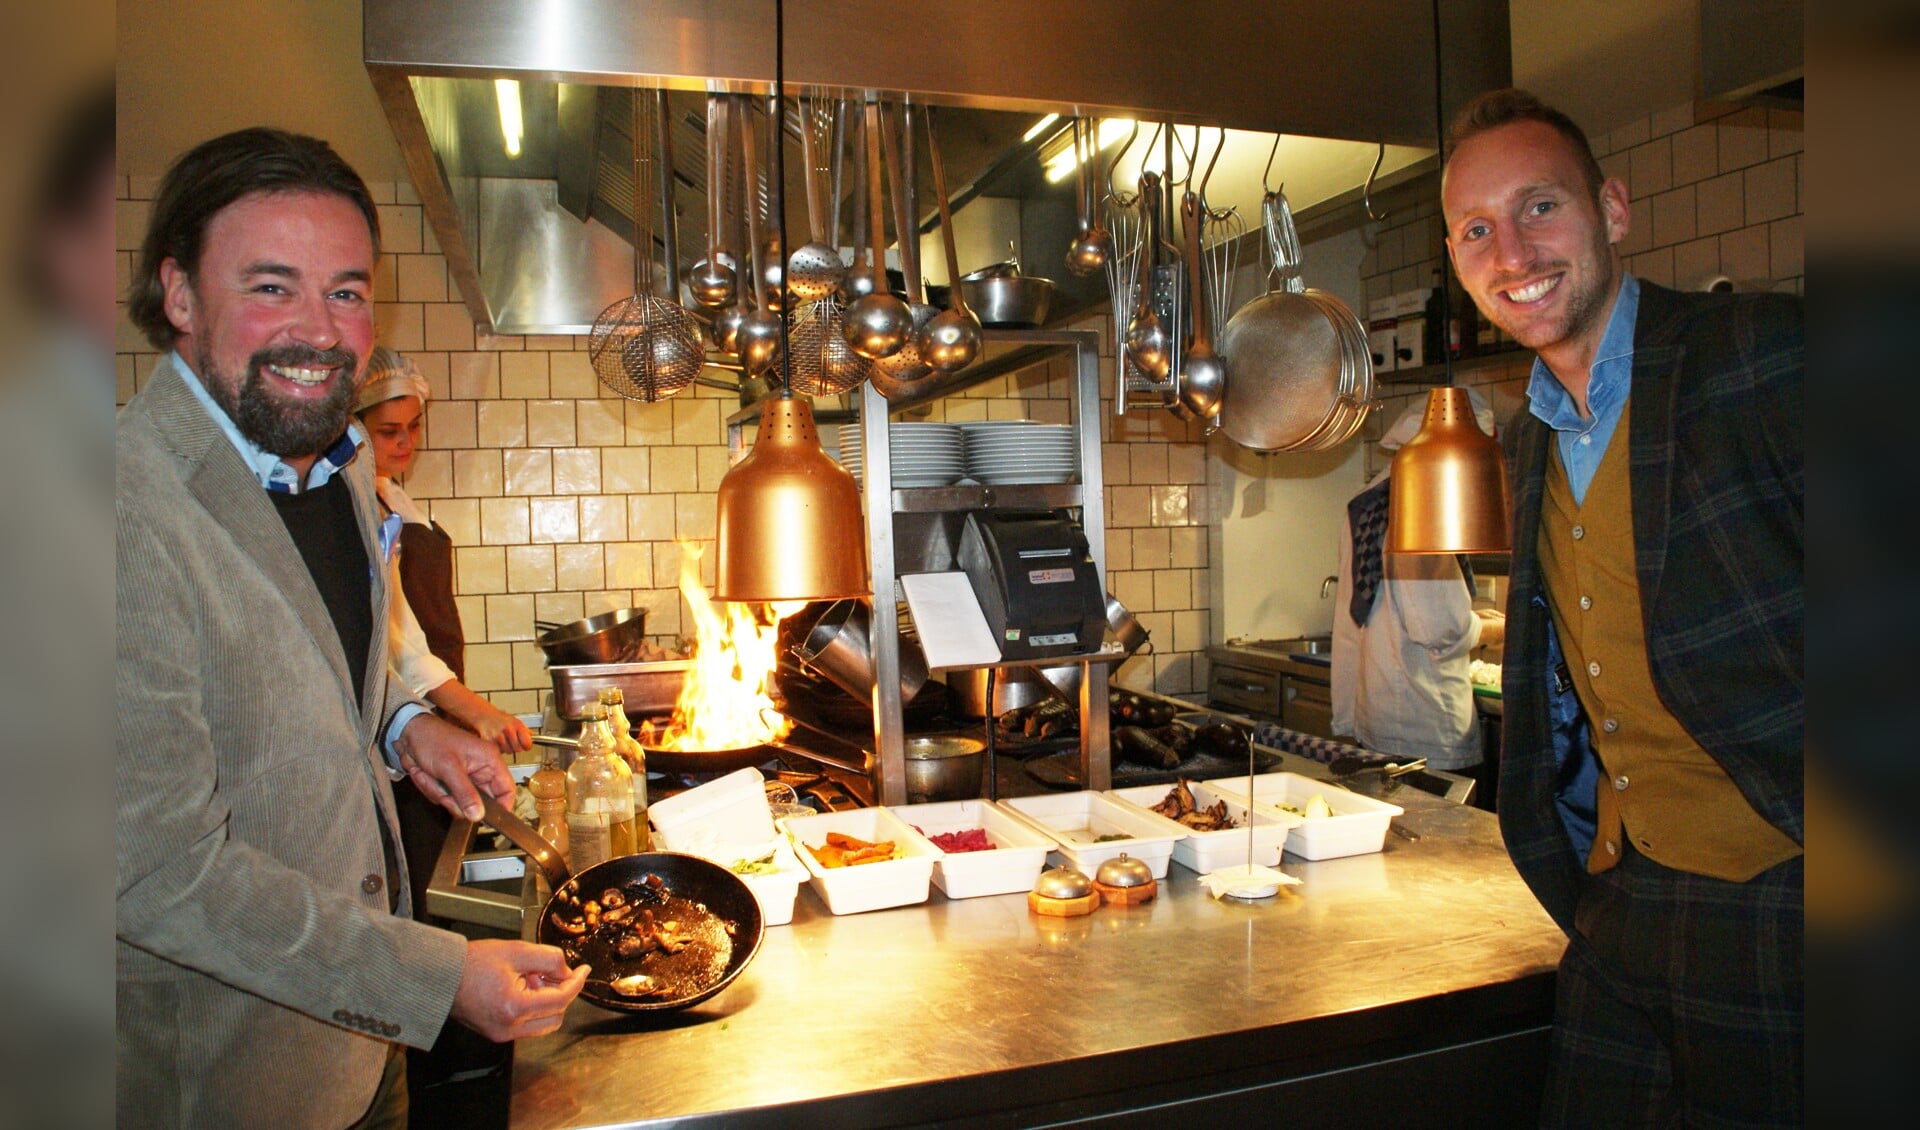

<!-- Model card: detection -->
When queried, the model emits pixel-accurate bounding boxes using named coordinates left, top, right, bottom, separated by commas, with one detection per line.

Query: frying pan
left=1217, top=189, right=1370, bottom=452
left=482, top=797, right=765, bottom=1014
left=533, top=713, right=874, bottom=778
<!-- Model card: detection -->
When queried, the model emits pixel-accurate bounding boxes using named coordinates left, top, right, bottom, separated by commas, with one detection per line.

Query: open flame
left=639, top=543, right=804, bottom=751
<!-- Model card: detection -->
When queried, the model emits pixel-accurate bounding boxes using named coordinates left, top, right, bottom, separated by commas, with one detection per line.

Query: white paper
left=900, top=572, right=1002, bottom=669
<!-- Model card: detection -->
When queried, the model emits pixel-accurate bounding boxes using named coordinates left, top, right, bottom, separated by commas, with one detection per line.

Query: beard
left=199, top=342, right=360, bottom=458
left=1482, top=220, right=1619, bottom=354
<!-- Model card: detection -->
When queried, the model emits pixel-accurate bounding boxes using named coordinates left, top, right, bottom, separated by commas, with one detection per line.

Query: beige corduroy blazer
left=116, top=353, right=468, bottom=1128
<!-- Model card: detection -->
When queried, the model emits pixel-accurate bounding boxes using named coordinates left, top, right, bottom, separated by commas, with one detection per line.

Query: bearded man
left=115, top=128, right=585, bottom=1128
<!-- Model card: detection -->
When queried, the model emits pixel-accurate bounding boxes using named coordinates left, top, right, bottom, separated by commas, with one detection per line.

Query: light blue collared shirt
left=172, top=353, right=425, bottom=765
left=1524, top=274, right=1639, bottom=505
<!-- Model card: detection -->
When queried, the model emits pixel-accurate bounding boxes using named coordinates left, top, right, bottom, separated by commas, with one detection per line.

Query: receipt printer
left=957, top=509, right=1106, bottom=661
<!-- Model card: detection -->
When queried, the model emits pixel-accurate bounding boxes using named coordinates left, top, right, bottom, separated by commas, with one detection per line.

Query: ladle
left=688, top=96, right=736, bottom=311
left=843, top=98, right=914, bottom=360
left=917, top=104, right=984, bottom=372
left=1124, top=169, right=1171, bottom=381
left=785, top=97, right=844, bottom=302
left=1176, top=188, right=1226, bottom=421
left=786, top=97, right=868, bottom=396
left=1063, top=117, right=1110, bottom=276
left=757, top=93, right=786, bottom=314
left=733, top=97, right=784, bottom=376
left=710, top=103, right=747, bottom=356
left=870, top=99, right=936, bottom=390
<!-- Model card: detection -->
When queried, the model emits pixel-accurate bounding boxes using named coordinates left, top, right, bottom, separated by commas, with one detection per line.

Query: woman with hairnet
left=356, top=347, right=533, bottom=757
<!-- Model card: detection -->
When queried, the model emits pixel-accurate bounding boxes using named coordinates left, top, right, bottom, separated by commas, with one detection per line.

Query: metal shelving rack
left=861, top=327, right=1111, bottom=803
left=724, top=327, right=1113, bottom=803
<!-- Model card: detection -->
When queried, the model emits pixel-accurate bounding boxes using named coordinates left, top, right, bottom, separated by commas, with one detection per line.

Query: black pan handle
left=480, top=795, right=572, bottom=888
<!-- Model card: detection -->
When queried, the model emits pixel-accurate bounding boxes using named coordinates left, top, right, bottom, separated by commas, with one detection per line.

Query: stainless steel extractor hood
left=365, top=0, right=1509, bottom=337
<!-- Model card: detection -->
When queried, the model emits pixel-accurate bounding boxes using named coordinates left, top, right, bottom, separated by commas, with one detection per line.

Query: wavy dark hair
left=128, top=127, right=380, bottom=351
left=1445, top=88, right=1605, bottom=202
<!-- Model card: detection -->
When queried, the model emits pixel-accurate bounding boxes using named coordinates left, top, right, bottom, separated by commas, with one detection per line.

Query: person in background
left=1, top=77, right=115, bottom=1130
left=356, top=348, right=531, bottom=756
left=356, top=346, right=531, bottom=1127
left=116, top=126, right=586, bottom=1129
left=1443, top=88, right=1802, bottom=1126
left=1330, top=390, right=1505, bottom=782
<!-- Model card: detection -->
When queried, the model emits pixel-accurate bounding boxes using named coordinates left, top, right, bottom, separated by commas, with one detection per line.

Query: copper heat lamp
left=712, top=0, right=871, bottom=603
left=1385, top=387, right=1510, bottom=553
left=713, top=395, right=868, bottom=601
left=1386, top=0, right=1511, bottom=556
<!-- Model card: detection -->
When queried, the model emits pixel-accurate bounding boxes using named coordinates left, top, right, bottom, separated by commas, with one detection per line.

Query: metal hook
left=1169, top=124, right=1199, bottom=188
left=1105, top=119, right=1141, bottom=199
left=1261, top=133, right=1282, bottom=194
left=1199, top=127, right=1227, bottom=201
left=1141, top=121, right=1166, bottom=176
left=1363, top=141, right=1390, bottom=223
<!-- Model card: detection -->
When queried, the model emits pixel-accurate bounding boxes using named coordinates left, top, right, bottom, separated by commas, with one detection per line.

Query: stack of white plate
left=835, top=422, right=966, bottom=488
left=960, top=420, right=1077, bottom=485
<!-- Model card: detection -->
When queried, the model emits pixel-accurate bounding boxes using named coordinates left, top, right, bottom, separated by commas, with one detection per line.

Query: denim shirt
left=1524, top=275, right=1639, bottom=505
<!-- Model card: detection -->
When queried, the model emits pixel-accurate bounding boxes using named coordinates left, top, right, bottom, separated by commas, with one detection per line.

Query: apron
left=397, top=520, right=464, bottom=684
left=389, top=515, right=513, bottom=1104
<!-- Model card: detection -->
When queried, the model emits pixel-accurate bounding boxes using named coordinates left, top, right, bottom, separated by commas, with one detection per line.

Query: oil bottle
left=599, top=688, right=651, bottom=850
left=566, top=705, right=637, bottom=870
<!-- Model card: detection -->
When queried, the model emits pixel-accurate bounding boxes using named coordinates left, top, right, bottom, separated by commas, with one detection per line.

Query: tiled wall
left=1354, top=99, right=1804, bottom=469
left=114, top=176, right=1213, bottom=715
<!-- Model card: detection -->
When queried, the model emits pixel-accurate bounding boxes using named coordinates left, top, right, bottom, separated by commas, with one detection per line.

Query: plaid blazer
left=1497, top=280, right=1804, bottom=933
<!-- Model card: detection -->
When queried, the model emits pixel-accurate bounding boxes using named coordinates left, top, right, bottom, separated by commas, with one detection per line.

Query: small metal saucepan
left=535, top=607, right=650, bottom=667
left=481, top=797, right=765, bottom=1014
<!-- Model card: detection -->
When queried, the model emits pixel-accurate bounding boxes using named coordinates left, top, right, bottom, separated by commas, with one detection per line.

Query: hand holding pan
left=480, top=797, right=766, bottom=1014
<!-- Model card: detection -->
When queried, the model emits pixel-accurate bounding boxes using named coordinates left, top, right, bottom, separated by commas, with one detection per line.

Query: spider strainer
left=588, top=88, right=704, bottom=402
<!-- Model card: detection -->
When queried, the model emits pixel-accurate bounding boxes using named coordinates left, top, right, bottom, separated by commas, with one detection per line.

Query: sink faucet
left=1321, top=575, right=1339, bottom=599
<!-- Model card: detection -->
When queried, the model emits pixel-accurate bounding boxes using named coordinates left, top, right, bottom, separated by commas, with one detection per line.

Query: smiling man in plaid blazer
left=1441, top=89, right=1802, bottom=1127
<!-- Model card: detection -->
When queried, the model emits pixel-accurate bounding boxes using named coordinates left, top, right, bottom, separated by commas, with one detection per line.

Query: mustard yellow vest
left=1539, top=403, right=1802, bottom=881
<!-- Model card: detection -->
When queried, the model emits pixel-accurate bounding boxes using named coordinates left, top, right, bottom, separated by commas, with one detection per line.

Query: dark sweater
left=270, top=476, right=373, bottom=707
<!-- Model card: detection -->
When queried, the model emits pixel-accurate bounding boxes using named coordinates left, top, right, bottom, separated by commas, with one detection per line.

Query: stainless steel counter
left=508, top=757, right=1565, bottom=1128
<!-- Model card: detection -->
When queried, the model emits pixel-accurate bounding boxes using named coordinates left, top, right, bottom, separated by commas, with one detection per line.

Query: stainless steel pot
left=944, top=666, right=1056, bottom=718
left=957, top=274, right=1055, bottom=328
left=535, top=607, right=649, bottom=667
left=902, top=735, right=986, bottom=803
left=792, top=599, right=928, bottom=705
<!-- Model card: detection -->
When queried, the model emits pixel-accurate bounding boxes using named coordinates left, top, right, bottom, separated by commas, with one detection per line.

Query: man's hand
left=450, top=939, right=588, bottom=1042
left=394, top=711, right=516, bottom=821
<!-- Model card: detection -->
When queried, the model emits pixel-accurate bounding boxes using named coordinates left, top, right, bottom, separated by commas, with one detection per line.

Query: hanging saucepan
left=535, top=607, right=650, bottom=667
left=481, top=797, right=765, bottom=1014
left=1216, top=189, right=1355, bottom=452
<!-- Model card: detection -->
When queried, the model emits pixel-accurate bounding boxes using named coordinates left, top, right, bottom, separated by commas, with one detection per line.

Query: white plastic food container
left=1106, top=781, right=1297, bottom=873
left=995, top=791, right=1182, bottom=878
left=892, top=799, right=1056, bottom=899
left=1200, top=772, right=1403, bottom=860
left=780, top=806, right=939, bottom=915
left=645, top=766, right=804, bottom=926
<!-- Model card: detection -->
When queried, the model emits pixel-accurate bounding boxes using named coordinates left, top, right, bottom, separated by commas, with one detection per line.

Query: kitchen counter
left=507, top=754, right=1565, bottom=1128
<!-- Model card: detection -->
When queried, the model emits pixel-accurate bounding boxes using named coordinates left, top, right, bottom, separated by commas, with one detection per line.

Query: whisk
left=587, top=88, right=704, bottom=401
left=1198, top=129, right=1247, bottom=346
